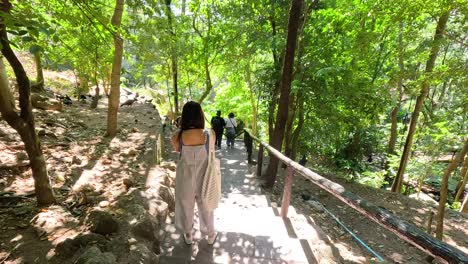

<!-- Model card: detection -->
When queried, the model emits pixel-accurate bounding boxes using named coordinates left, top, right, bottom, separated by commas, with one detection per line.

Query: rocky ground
left=0, top=97, right=177, bottom=264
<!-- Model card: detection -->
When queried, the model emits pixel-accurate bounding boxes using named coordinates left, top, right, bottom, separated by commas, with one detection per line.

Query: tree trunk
left=388, top=22, right=405, bottom=155
left=267, top=4, right=281, bottom=145
left=172, top=57, right=178, bottom=114
left=0, top=3, right=56, bottom=205
left=103, top=67, right=111, bottom=96
left=90, top=76, right=100, bottom=109
left=166, top=63, right=174, bottom=116
left=106, top=0, right=125, bottom=137
left=461, top=191, right=468, bottom=213
left=197, top=58, right=212, bottom=104
left=32, top=50, right=44, bottom=92
left=90, top=50, right=100, bottom=109
left=245, top=60, right=258, bottom=135
left=388, top=104, right=400, bottom=154
left=435, top=138, right=468, bottom=239
left=0, top=59, right=15, bottom=111
left=263, top=0, right=303, bottom=188
left=165, top=0, right=179, bottom=115
left=290, top=91, right=305, bottom=161
left=283, top=93, right=297, bottom=161
left=454, top=156, right=468, bottom=203
left=391, top=10, right=451, bottom=193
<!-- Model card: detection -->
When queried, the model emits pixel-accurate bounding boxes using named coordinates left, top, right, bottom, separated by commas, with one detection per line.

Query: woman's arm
left=171, top=130, right=180, bottom=152
left=209, top=129, right=216, bottom=149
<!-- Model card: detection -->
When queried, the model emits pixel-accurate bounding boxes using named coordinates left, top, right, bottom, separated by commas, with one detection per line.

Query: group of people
left=210, top=110, right=237, bottom=149
left=170, top=101, right=308, bottom=247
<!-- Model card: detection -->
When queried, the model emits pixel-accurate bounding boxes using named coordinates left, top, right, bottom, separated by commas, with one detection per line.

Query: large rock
left=31, top=93, right=63, bottom=111
left=85, top=210, right=119, bottom=235
left=31, top=205, right=79, bottom=238
left=131, top=215, right=156, bottom=241
left=75, top=246, right=117, bottom=264
left=127, top=243, right=159, bottom=264
left=158, top=186, right=175, bottom=212
left=55, top=233, right=109, bottom=258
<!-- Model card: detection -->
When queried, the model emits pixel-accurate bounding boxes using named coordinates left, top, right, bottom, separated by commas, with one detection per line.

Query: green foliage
left=4, top=0, right=465, bottom=195
left=355, top=170, right=388, bottom=189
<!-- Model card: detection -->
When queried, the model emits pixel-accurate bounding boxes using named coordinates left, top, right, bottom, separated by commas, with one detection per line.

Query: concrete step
left=159, top=231, right=320, bottom=263
left=159, top=255, right=308, bottom=264
left=219, top=193, right=271, bottom=208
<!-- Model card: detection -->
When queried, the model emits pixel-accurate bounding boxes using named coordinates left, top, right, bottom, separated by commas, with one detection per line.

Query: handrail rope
left=244, top=128, right=468, bottom=264
left=321, top=206, right=385, bottom=261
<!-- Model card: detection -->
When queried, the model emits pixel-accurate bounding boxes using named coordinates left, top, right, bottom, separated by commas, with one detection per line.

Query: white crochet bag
left=202, top=129, right=221, bottom=210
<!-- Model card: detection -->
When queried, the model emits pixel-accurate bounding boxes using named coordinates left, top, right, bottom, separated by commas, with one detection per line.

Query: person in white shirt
left=225, top=113, right=237, bottom=148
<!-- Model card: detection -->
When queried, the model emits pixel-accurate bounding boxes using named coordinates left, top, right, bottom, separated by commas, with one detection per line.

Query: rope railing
left=243, top=129, right=468, bottom=264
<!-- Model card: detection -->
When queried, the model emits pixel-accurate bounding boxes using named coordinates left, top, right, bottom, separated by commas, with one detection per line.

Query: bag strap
left=228, top=118, right=236, bottom=128
left=204, top=130, right=209, bottom=152
left=178, top=132, right=183, bottom=153
left=179, top=130, right=209, bottom=152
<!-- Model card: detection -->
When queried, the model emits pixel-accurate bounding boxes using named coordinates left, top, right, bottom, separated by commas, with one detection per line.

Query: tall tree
left=435, top=138, right=468, bottom=239
left=454, top=156, right=468, bottom=203
left=164, top=0, right=179, bottom=115
left=266, top=0, right=282, bottom=144
left=106, top=0, right=125, bottom=137
left=32, top=50, right=44, bottom=92
left=263, top=0, right=304, bottom=188
left=388, top=21, right=405, bottom=155
left=391, top=8, right=452, bottom=193
left=0, top=0, right=55, bottom=205
left=245, top=60, right=258, bottom=135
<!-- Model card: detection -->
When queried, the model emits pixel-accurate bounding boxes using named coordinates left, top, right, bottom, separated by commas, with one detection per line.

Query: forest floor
left=0, top=97, right=166, bottom=263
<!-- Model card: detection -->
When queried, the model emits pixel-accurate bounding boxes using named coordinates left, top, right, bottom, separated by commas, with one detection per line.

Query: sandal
left=183, top=233, right=192, bottom=245
left=207, top=232, right=218, bottom=245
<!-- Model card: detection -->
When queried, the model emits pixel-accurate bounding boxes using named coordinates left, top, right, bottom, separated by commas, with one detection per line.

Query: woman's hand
left=209, top=129, right=216, bottom=150
left=171, top=130, right=181, bottom=152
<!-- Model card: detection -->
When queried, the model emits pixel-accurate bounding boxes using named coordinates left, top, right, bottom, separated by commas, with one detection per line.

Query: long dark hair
left=178, top=101, right=205, bottom=139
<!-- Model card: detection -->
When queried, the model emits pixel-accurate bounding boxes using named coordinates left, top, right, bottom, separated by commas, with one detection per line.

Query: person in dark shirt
left=210, top=110, right=226, bottom=148
left=243, top=127, right=253, bottom=164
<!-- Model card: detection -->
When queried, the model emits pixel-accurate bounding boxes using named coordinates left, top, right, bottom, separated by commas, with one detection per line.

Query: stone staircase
left=159, top=143, right=338, bottom=264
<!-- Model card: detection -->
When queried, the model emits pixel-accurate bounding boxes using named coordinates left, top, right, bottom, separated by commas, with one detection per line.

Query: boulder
left=160, top=162, right=176, bottom=171
left=56, top=233, right=109, bottom=258
left=72, top=156, right=82, bottom=165
left=127, top=243, right=158, bottom=264
left=75, top=246, right=117, bottom=264
left=85, top=210, right=119, bottom=235
left=131, top=216, right=156, bottom=241
left=31, top=93, right=63, bottom=111
left=31, top=206, right=79, bottom=238
left=158, top=186, right=175, bottom=211
left=36, top=127, right=46, bottom=136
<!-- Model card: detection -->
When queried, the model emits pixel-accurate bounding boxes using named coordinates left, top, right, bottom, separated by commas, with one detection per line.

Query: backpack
left=211, top=117, right=223, bottom=130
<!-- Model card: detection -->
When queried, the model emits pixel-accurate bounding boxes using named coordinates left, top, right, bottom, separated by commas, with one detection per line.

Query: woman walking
left=225, top=112, right=237, bottom=148
left=171, top=101, right=218, bottom=245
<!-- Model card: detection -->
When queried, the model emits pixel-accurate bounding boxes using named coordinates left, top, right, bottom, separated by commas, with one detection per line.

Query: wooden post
left=257, top=144, right=263, bottom=177
left=281, top=166, right=294, bottom=218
